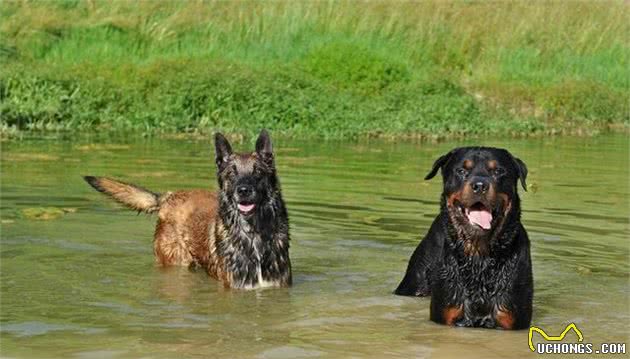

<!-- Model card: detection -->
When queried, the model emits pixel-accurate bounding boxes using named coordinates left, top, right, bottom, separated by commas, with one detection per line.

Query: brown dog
left=84, top=130, right=291, bottom=289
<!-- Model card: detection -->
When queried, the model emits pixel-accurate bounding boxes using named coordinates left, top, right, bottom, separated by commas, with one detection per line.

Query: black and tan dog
left=395, top=147, right=532, bottom=330
left=84, top=130, right=291, bottom=289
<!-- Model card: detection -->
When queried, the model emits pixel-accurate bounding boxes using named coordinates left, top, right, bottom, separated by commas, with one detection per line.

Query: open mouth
left=237, top=202, right=256, bottom=214
left=463, top=202, right=493, bottom=230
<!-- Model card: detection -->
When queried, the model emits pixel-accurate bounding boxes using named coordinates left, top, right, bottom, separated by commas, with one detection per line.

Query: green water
left=1, top=135, right=628, bottom=359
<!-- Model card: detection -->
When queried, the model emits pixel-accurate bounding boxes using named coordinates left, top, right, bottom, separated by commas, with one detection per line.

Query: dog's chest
left=247, top=234, right=280, bottom=289
left=444, top=254, right=514, bottom=306
left=223, top=224, right=284, bottom=289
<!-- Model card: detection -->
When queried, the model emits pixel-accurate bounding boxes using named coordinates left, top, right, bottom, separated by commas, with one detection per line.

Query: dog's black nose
left=472, top=181, right=489, bottom=194
left=237, top=185, right=253, bottom=197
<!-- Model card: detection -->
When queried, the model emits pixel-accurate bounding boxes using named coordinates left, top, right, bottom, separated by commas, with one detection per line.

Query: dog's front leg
left=395, top=217, right=445, bottom=296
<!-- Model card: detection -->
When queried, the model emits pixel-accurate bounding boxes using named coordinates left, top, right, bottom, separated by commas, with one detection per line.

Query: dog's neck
left=216, top=191, right=290, bottom=288
left=440, top=195, right=521, bottom=259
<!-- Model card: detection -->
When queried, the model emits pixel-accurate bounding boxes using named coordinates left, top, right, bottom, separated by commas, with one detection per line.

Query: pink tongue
left=238, top=203, right=255, bottom=213
left=467, top=209, right=493, bottom=230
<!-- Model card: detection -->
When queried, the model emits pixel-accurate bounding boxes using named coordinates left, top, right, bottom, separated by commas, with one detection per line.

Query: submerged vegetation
left=0, top=0, right=628, bottom=138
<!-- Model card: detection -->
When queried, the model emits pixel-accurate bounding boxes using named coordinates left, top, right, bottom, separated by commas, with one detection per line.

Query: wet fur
left=84, top=130, right=291, bottom=289
left=394, top=147, right=532, bottom=330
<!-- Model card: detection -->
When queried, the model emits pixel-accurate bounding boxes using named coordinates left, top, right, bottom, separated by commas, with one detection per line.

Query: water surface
left=1, top=134, right=628, bottom=358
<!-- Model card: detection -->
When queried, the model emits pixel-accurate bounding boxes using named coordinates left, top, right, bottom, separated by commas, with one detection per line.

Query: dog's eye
left=253, top=167, right=266, bottom=177
left=492, top=167, right=506, bottom=177
left=455, top=168, right=469, bottom=178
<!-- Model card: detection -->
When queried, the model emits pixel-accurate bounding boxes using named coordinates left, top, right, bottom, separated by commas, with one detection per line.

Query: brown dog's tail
left=83, top=176, right=162, bottom=214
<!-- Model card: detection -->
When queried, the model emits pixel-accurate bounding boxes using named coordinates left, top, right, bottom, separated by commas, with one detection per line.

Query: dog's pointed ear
left=255, top=129, right=273, bottom=157
left=214, top=132, right=233, bottom=169
left=510, top=155, right=528, bottom=191
left=425, top=150, right=455, bottom=180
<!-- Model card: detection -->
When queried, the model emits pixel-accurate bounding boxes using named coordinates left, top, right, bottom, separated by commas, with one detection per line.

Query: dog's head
left=214, top=129, right=279, bottom=219
left=425, top=147, right=527, bottom=248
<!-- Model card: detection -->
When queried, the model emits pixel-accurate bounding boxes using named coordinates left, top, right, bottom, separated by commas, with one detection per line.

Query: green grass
left=0, top=0, right=628, bottom=139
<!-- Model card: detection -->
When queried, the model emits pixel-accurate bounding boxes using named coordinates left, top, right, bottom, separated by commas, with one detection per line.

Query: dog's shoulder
left=158, top=190, right=218, bottom=220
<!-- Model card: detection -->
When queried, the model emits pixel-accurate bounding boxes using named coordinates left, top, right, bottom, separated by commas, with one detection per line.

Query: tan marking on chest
left=495, top=307, right=515, bottom=329
left=443, top=305, right=464, bottom=325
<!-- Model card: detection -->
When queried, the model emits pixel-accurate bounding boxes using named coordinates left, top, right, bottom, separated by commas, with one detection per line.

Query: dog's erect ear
left=255, top=129, right=273, bottom=157
left=425, top=150, right=456, bottom=180
left=214, top=132, right=233, bottom=169
left=510, top=154, right=528, bottom=191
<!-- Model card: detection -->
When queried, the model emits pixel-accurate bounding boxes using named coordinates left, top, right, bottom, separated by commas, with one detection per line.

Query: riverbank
left=1, top=1, right=628, bottom=139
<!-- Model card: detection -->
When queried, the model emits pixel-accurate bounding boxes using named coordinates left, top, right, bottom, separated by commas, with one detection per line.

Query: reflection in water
left=0, top=134, right=628, bottom=358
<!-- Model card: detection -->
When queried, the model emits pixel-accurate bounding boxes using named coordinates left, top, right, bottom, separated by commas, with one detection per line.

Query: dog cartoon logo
left=528, top=323, right=584, bottom=352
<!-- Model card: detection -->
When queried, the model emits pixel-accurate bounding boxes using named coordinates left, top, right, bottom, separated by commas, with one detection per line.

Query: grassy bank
left=1, top=0, right=628, bottom=139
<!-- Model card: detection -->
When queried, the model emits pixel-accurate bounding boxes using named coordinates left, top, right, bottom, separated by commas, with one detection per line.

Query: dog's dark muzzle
left=237, top=185, right=254, bottom=198
left=448, top=178, right=499, bottom=231
left=235, top=183, right=257, bottom=214
left=470, top=177, right=490, bottom=195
